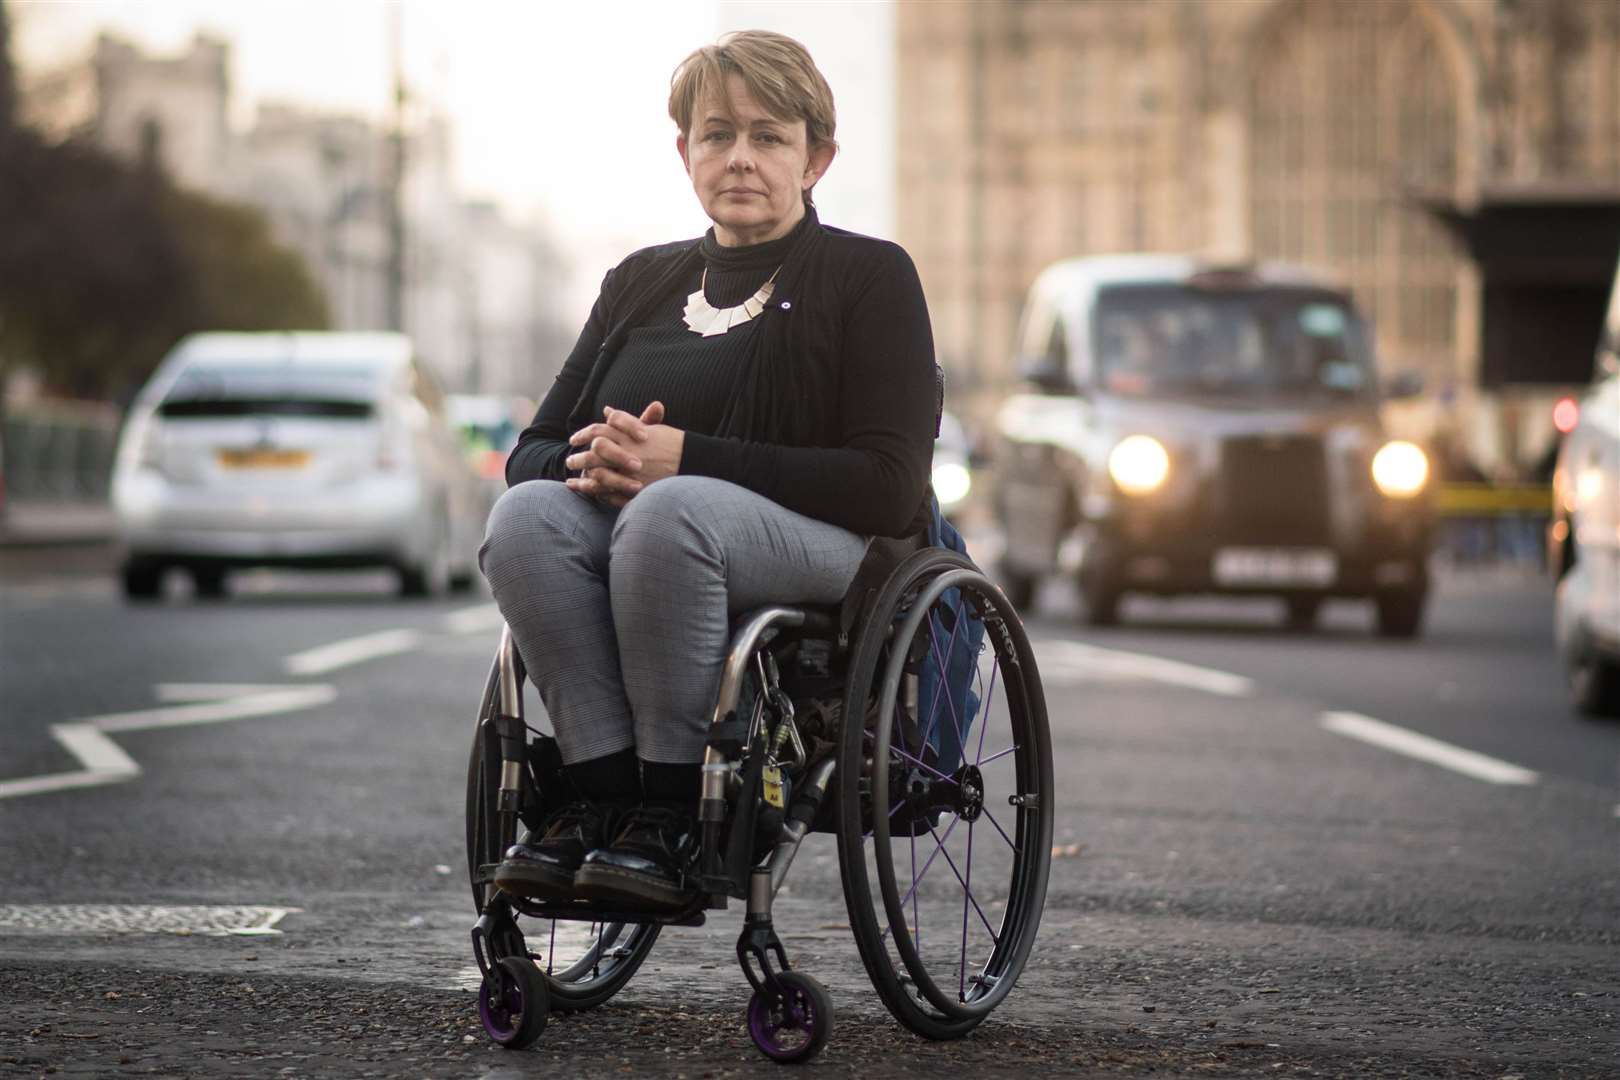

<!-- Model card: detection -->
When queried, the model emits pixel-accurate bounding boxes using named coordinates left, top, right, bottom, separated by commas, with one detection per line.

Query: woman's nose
left=727, top=148, right=754, bottom=172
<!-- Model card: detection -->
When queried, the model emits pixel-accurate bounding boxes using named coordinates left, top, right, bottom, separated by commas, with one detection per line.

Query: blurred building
left=18, top=30, right=571, bottom=397
left=900, top=0, right=1620, bottom=474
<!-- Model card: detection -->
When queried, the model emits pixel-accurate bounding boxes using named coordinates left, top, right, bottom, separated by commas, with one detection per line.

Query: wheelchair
left=464, top=535, right=1054, bottom=1063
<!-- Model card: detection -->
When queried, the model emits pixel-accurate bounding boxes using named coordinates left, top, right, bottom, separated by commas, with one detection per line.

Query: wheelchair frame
left=466, top=545, right=1054, bottom=1062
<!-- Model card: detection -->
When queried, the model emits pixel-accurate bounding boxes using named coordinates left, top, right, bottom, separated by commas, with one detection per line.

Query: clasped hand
left=564, top=401, right=684, bottom=508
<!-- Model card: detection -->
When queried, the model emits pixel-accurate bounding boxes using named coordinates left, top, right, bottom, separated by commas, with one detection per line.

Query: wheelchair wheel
left=465, top=659, right=660, bottom=1012
left=836, top=548, right=1054, bottom=1040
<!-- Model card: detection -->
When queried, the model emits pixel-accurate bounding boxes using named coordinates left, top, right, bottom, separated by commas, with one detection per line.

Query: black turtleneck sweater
left=586, top=228, right=788, bottom=435
left=507, top=215, right=938, bottom=538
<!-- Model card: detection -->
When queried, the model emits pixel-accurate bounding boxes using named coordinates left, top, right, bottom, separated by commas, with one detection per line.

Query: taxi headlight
left=932, top=461, right=972, bottom=508
left=1107, top=435, right=1170, bottom=496
left=1371, top=440, right=1429, bottom=498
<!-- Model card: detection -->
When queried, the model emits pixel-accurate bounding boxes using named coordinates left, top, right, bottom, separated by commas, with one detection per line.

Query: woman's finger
left=603, top=407, right=650, bottom=443
left=589, top=435, right=642, bottom=472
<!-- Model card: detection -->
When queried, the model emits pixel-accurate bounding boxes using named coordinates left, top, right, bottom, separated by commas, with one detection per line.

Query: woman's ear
left=676, top=133, right=691, bottom=174
left=803, top=139, right=837, bottom=191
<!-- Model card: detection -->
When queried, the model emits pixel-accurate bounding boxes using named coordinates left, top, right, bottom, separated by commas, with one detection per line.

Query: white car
left=112, top=332, right=484, bottom=600
left=1551, top=264, right=1620, bottom=715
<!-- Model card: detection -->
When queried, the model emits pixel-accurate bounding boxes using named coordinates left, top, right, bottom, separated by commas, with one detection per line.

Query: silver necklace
left=682, top=266, right=780, bottom=337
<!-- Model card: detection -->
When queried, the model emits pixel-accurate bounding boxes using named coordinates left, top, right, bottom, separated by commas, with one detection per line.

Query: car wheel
left=1569, top=646, right=1620, bottom=718
left=1285, top=595, right=1322, bottom=631
left=191, top=567, right=228, bottom=600
left=1081, top=581, right=1121, bottom=628
left=1374, top=589, right=1426, bottom=639
left=996, top=561, right=1037, bottom=612
left=399, top=521, right=452, bottom=598
left=122, top=559, right=164, bottom=602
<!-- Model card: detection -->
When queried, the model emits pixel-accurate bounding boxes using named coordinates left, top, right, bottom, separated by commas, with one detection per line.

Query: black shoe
left=493, top=801, right=617, bottom=901
left=572, top=805, right=699, bottom=911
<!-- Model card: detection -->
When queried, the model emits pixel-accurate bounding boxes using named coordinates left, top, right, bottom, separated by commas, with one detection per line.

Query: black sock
left=640, top=760, right=702, bottom=815
left=564, top=748, right=640, bottom=807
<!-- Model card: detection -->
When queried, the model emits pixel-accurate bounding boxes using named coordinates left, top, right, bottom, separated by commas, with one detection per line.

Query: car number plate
left=1212, top=548, right=1337, bottom=587
left=217, top=448, right=310, bottom=469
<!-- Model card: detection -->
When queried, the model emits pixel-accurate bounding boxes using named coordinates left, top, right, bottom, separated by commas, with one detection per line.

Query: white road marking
left=1319, top=711, right=1540, bottom=786
left=155, top=683, right=305, bottom=702
left=446, top=603, right=504, bottom=636
left=284, top=628, right=421, bottom=675
left=1034, top=640, right=1255, bottom=697
left=0, top=684, right=335, bottom=801
left=0, top=904, right=301, bottom=936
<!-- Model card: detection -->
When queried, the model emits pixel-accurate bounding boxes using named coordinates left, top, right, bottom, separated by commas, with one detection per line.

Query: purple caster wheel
left=746, top=970, right=832, bottom=1064
left=479, top=956, right=548, bottom=1049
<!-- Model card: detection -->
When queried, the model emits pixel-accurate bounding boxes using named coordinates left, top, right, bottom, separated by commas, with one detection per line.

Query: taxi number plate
left=217, top=449, right=310, bottom=469
left=1212, top=548, right=1337, bottom=587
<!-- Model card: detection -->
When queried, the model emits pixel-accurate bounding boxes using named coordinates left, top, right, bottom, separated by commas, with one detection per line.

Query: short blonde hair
left=669, top=30, right=838, bottom=151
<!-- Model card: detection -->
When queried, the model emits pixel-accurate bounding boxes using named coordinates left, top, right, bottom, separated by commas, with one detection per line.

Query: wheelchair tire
left=465, top=658, right=660, bottom=1013
left=836, top=547, right=1054, bottom=1040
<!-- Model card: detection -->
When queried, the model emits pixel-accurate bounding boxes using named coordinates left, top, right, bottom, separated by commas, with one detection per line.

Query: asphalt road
left=0, top=546, right=1614, bottom=1078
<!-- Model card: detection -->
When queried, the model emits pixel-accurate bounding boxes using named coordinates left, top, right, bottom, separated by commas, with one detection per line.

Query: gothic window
left=1248, top=0, right=1463, bottom=383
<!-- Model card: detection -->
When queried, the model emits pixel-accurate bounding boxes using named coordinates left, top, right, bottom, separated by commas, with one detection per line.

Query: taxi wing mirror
left=1018, top=354, right=1078, bottom=395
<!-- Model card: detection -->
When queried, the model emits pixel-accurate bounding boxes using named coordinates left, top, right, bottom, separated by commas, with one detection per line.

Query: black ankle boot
left=494, top=800, right=620, bottom=901
left=572, top=804, right=700, bottom=910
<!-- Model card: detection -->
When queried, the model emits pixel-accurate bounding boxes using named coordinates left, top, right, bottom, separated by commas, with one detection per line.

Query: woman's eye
left=756, top=131, right=782, bottom=144
left=704, top=130, right=731, bottom=142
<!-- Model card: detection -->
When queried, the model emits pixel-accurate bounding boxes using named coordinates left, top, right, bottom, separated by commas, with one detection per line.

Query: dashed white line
left=445, top=603, right=504, bottom=636
left=284, top=629, right=421, bottom=676
left=1320, top=711, right=1539, bottom=786
left=1034, top=640, right=1255, bottom=697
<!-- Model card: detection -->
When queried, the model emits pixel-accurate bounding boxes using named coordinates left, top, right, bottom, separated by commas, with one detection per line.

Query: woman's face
left=678, top=72, right=835, bottom=248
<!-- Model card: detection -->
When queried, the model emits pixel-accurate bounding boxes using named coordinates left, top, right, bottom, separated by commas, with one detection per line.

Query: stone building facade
left=20, top=30, right=571, bottom=398
left=899, top=0, right=1620, bottom=472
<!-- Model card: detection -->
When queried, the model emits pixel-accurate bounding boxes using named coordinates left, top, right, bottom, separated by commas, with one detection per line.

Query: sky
left=12, top=0, right=896, bottom=281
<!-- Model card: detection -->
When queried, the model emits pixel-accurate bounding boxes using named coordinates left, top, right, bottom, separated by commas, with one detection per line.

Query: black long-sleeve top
left=505, top=216, right=938, bottom=538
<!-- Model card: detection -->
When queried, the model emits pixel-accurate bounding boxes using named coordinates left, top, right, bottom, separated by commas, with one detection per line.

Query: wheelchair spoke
left=879, top=813, right=960, bottom=942
left=959, top=817, right=974, bottom=1002
left=978, top=743, right=1019, bottom=768
left=921, top=611, right=968, bottom=758
left=547, top=920, right=557, bottom=977
left=889, top=743, right=955, bottom=784
left=925, top=820, right=1000, bottom=944
left=974, top=654, right=1000, bottom=765
left=980, top=804, right=1017, bottom=854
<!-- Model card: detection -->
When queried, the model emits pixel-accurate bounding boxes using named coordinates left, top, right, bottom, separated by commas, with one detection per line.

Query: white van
left=112, top=332, right=484, bottom=600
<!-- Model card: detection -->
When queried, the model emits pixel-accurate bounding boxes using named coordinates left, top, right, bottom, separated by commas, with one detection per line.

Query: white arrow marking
left=0, top=684, right=335, bottom=801
left=284, top=628, right=420, bottom=675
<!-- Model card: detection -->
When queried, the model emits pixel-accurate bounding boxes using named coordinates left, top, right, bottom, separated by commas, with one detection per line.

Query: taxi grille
left=1218, top=435, right=1330, bottom=544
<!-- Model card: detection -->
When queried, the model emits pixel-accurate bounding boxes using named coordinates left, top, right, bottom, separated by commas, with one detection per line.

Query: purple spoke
left=866, top=799, right=908, bottom=839
left=974, top=654, right=1000, bottom=765
left=925, top=821, right=1001, bottom=944
left=879, top=814, right=962, bottom=942
left=959, top=818, right=974, bottom=1001
left=890, top=743, right=955, bottom=783
left=979, top=743, right=1019, bottom=768
left=980, top=805, right=1017, bottom=853
left=548, top=920, right=557, bottom=977
left=922, top=612, right=968, bottom=756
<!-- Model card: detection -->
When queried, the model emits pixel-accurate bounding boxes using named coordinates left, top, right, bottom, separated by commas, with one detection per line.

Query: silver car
left=1550, top=263, right=1620, bottom=716
left=112, top=332, right=484, bottom=600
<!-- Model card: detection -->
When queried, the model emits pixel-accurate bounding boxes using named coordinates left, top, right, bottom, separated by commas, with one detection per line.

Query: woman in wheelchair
left=467, top=30, right=1052, bottom=1061
left=479, top=30, right=937, bottom=912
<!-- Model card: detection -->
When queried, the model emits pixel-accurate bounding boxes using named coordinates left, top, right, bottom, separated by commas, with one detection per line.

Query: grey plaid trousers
left=479, top=476, right=869, bottom=765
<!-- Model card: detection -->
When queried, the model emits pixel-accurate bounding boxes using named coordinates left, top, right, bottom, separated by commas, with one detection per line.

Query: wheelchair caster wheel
left=746, top=971, right=832, bottom=1064
left=479, top=956, right=548, bottom=1049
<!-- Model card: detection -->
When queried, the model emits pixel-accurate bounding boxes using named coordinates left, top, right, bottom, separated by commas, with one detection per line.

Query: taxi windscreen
left=1093, top=285, right=1374, bottom=397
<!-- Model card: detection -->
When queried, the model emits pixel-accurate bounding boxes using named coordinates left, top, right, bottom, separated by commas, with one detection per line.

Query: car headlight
left=1107, top=435, right=1170, bottom=496
left=1371, top=440, right=1429, bottom=498
left=933, top=461, right=971, bottom=508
